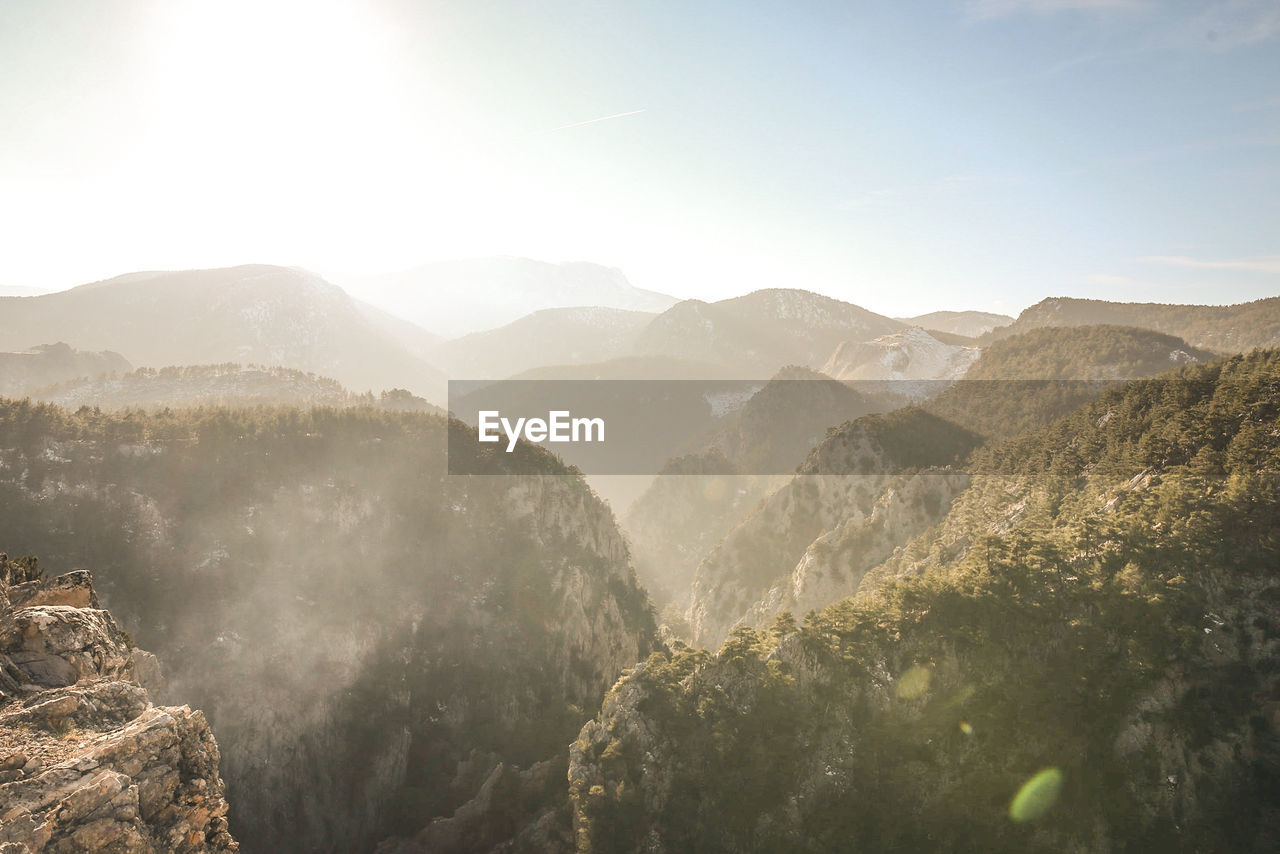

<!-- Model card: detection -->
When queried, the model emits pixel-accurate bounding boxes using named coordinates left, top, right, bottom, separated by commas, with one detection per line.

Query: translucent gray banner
left=447, top=378, right=1116, bottom=475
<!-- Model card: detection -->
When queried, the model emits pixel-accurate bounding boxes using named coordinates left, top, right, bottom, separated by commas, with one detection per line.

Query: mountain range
left=0, top=266, right=447, bottom=402
left=4, top=257, right=1280, bottom=853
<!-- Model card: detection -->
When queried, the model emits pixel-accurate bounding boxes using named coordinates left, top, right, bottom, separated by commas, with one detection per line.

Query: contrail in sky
left=544, top=109, right=646, bottom=133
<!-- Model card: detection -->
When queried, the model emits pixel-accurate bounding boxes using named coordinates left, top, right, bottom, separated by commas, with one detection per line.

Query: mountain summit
left=634, top=289, right=905, bottom=376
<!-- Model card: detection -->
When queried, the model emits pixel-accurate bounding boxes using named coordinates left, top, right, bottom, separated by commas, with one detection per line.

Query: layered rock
left=0, top=556, right=237, bottom=851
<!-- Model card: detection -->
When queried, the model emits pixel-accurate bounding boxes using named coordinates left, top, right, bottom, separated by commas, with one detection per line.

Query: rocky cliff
left=687, top=408, right=980, bottom=647
left=0, top=556, right=236, bottom=852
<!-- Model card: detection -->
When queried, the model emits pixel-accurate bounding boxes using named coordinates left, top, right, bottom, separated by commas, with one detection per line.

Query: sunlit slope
left=930, top=324, right=1219, bottom=440
left=432, top=306, right=657, bottom=379
left=572, top=350, right=1280, bottom=853
left=984, top=296, right=1280, bottom=353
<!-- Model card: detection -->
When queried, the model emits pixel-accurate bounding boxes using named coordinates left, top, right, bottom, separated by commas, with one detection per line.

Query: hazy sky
left=1, top=0, right=1278, bottom=316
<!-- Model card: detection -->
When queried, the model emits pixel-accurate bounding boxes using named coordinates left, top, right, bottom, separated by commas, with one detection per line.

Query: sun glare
left=128, top=0, right=496, bottom=270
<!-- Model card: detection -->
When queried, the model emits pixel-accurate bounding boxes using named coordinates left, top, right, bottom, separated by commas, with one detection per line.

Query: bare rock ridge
left=0, top=555, right=236, bottom=852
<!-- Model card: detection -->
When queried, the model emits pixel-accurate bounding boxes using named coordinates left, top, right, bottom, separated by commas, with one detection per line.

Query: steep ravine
left=569, top=351, right=1280, bottom=853
left=0, top=405, right=655, bottom=852
left=687, top=408, right=980, bottom=647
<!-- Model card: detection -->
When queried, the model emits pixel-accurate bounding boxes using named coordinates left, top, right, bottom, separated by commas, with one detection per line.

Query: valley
left=2, top=260, right=1278, bottom=852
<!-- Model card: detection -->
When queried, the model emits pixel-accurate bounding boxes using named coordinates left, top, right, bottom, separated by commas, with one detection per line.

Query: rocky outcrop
left=0, top=556, right=237, bottom=852
left=740, top=470, right=970, bottom=630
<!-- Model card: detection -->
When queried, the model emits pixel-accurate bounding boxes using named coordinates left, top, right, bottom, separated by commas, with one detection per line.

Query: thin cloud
left=543, top=109, right=646, bottom=134
left=1141, top=254, right=1280, bottom=274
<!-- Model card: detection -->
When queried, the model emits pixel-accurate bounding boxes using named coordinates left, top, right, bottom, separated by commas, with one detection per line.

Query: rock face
left=739, top=470, right=971, bottom=630
left=687, top=409, right=980, bottom=647
left=0, top=556, right=237, bottom=852
left=822, top=327, right=979, bottom=389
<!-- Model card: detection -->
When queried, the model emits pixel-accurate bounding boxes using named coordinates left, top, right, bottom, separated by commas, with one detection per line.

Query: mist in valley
left=4, top=1, right=1280, bottom=852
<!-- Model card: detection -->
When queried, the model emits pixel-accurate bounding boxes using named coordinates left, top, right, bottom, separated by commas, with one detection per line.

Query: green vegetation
left=930, top=324, right=1219, bottom=440
left=0, top=399, right=652, bottom=851
left=801, top=406, right=983, bottom=474
left=573, top=350, right=1280, bottom=853
left=982, top=296, right=1280, bottom=353
left=965, top=324, right=1216, bottom=381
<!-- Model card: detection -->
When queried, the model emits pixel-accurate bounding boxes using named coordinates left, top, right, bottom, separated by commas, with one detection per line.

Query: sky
left=1, top=0, right=1278, bottom=317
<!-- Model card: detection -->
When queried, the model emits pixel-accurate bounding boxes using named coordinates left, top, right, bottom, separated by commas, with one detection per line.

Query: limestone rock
left=0, top=560, right=237, bottom=852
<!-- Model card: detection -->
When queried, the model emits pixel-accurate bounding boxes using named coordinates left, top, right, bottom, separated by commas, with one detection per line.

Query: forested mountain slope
left=985, top=296, right=1280, bottom=352
left=0, top=402, right=653, bottom=853
left=930, top=324, right=1217, bottom=440
left=572, top=350, right=1280, bottom=853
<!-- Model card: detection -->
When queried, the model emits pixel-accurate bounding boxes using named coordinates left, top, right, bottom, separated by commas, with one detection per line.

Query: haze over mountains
left=432, top=307, right=656, bottom=379
left=5, top=261, right=1278, bottom=406
left=0, top=265, right=448, bottom=401
left=332, top=257, right=678, bottom=339
left=4, top=254, right=1280, bottom=853
left=899, top=309, right=1012, bottom=337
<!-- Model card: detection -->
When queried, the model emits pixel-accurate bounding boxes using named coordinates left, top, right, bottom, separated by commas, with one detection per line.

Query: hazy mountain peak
left=634, top=289, right=904, bottom=376
left=900, top=309, right=1013, bottom=337
left=0, top=265, right=446, bottom=401
left=331, top=256, right=679, bottom=338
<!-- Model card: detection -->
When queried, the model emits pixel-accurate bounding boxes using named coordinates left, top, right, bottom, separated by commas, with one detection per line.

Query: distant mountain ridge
left=899, top=309, right=1012, bottom=337
left=28, top=363, right=442, bottom=413
left=0, top=265, right=447, bottom=402
left=633, top=289, right=906, bottom=376
left=334, top=257, right=678, bottom=339
left=432, top=306, right=656, bottom=379
left=987, top=295, right=1280, bottom=352
left=0, top=342, right=132, bottom=397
